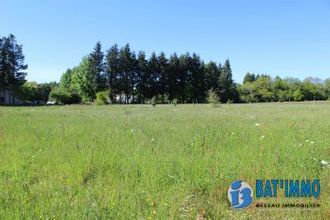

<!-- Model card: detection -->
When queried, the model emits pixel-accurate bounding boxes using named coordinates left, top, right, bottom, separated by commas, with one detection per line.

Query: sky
left=1, top=0, right=329, bottom=83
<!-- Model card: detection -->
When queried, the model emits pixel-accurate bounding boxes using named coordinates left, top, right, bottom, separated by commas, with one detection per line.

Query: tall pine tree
left=105, top=44, right=120, bottom=102
left=89, top=42, right=104, bottom=91
left=190, top=53, right=205, bottom=103
left=167, top=53, right=181, bottom=100
left=158, top=52, right=169, bottom=102
left=205, top=61, right=221, bottom=92
left=218, top=59, right=238, bottom=102
left=136, top=51, right=148, bottom=103
left=0, top=34, right=27, bottom=90
left=147, top=52, right=160, bottom=99
left=118, top=44, right=136, bottom=103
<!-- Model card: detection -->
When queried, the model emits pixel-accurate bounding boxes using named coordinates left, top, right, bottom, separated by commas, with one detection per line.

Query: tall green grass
left=0, top=103, right=329, bottom=219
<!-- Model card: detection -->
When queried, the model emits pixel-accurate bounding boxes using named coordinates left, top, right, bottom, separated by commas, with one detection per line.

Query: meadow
left=0, top=103, right=329, bottom=219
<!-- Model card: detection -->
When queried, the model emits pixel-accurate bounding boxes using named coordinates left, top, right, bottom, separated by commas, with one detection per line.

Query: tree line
left=53, top=42, right=330, bottom=104
left=54, top=42, right=238, bottom=104
left=239, top=73, right=330, bottom=102
left=1, top=35, right=329, bottom=105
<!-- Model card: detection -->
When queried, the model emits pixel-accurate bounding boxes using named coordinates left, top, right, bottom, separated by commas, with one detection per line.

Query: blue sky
left=1, top=0, right=329, bottom=83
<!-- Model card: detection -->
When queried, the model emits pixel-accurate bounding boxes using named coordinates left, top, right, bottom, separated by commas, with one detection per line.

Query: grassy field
left=0, top=103, right=329, bottom=219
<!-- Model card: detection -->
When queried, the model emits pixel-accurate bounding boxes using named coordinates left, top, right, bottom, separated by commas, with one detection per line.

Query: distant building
left=0, top=88, right=21, bottom=105
left=115, top=93, right=135, bottom=104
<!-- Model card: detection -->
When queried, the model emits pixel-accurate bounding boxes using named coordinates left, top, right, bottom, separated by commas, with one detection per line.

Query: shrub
left=69, top=92, right=82, bottom=104
left=207, top=89, right=220, bottom=107
left=293, top=89, right=304, bottom=101
left=49, top=87, right=81, bottom=104
left=96, top=90, right=110, bottom=105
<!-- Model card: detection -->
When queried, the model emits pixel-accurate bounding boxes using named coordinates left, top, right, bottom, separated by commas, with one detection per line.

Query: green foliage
left=243, top=72, right=257, bottom=84
left=301, top=81, right=326, bottom=100
left=49, top=87, right=70, bottom=103
left=49, top=86, right=81, bottom=104
left=70, top=57, right=96, bottom=102
left=105, top=44, right=120, bottom=103
left=89, top=42, right=105, bottom=91
left=15, top=81, right=56, bottom=104
left=135, top=51, right=148, bottom=103
left=15, top=82, right=38, bottom=102
left=204, top=61, right=220, bottom=92
left=239, top=74, right=328, bottom=102
left=57, top=42, right=329, bottom=105
left=324, top=78, right=330, bottom=99
left=0, top=34, right=27, bottom=90
left=207, top=89, right=220, bottom=107
left=293, top=89, right=304, bottom=101
left=104, top=43, right=235, bottom=103
left=118, top=44, right=136, bottom=103
left=218, top=60, right=238, bottom=103
left=254, top=75, right=274, bottom=102
left=60, top=69, right=73, bottom=89
left=273, top=76, right=289, bottom=101
left=96, top=90, right=110, bottom=105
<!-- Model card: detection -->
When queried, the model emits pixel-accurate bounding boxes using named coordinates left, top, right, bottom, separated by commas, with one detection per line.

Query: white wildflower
left=260, top=135, right=265, bottom=140
left=151, top=138, right=155, bottom=142
left=255, top=123, right=260, bottom=126
left=320, top=160, right=329, bottom=166
left=130, top=129, right=134, bottom=133
left=310, top=141, right=314, bottom=144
